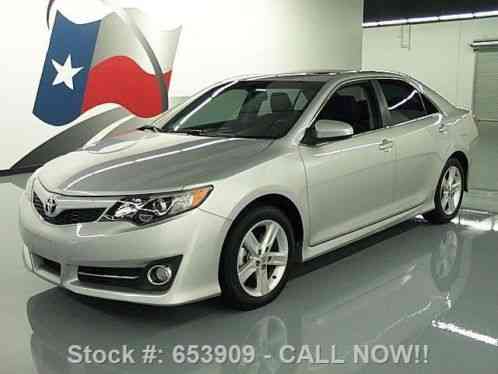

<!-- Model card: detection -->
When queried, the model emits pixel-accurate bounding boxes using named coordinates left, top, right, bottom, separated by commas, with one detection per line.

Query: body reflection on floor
left=26, top=209, right=498, bottom=374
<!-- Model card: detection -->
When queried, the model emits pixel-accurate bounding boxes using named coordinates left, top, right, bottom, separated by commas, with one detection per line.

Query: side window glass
left=378, top=80, right=427, bottom=125
left=317, top=82, right=378, bottom=135
left=421, top=94, right=440, bottom=115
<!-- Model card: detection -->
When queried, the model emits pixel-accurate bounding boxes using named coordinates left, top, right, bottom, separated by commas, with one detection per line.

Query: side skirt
left=302, top=203, right=432, bottom=262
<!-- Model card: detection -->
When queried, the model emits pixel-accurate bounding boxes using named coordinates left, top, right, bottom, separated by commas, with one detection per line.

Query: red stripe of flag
left=82, top=56, right=172, bottom=118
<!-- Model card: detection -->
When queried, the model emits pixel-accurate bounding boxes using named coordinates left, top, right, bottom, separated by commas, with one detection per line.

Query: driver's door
left=299, top=80, right=397, bottom=246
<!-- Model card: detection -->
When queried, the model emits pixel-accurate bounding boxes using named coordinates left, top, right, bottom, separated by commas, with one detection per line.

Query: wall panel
left=0, top=0, right=364, bottom=173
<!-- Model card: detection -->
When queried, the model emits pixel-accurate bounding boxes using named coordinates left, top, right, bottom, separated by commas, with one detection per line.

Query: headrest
left=241, top=92, right=268, bottom=113
left=271, top=93, right=292, bottom=112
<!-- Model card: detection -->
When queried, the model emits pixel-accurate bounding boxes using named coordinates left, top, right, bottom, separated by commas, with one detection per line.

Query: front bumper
left=19, top=191, right=231, bottom=305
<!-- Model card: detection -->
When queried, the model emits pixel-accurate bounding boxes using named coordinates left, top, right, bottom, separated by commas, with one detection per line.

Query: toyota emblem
left=44, top=195, right=58, bottom=217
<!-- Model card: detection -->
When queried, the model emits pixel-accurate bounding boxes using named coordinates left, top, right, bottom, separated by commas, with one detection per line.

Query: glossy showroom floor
left=2, top=123, right=498, bottom=374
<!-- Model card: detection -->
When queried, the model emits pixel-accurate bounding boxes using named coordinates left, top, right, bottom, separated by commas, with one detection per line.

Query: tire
left=219, top=205, right=295, bottom=310
left=424, top=158, right=464, bottom=224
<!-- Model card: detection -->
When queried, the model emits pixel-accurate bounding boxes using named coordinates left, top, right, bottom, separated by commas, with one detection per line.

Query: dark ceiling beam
left=364, top=0, right=498, bottom=22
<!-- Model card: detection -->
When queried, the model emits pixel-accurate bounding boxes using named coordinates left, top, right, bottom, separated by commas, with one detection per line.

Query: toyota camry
left=19, top=71, right=478, bottom=309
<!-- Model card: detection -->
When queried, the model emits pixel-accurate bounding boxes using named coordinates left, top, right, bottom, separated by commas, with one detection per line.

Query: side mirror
left=312, top=120, right=354, bottom=142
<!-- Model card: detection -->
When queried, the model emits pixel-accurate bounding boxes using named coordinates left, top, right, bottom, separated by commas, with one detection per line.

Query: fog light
left=147, top=265, right=173, bottom=286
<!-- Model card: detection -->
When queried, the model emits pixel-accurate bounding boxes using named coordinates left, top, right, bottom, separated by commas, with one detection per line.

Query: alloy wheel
left=441, top=166, right=462, bottom=215
left=237, top=220, right=289, bottom=298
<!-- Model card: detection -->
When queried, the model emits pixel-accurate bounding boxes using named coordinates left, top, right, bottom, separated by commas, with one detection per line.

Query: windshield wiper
left=175, top=129, right=208, bottom=135
left=167, top=128, right=229, bottom=137
left=138, top=125, right=160, bottom=133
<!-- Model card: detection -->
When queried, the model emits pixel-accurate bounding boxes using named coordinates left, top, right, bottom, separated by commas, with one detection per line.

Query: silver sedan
left=19, top=71, right=478, bottom=309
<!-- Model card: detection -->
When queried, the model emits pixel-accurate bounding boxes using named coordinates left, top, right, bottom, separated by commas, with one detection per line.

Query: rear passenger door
left=375, top=79, right=443, bottom=213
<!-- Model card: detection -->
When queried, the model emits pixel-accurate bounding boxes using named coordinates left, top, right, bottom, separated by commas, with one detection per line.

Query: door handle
left=438, top=123, right=448, bottom=134
left=379, top=139, right=393, bottom=152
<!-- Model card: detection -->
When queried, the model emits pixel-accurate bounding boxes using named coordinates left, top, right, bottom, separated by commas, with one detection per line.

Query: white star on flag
left=51, top=55, right=84, bottom=90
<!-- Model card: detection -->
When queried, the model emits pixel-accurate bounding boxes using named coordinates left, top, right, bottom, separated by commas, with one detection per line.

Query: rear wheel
left=220, top=206, right=295, bottom=310
left=424, top=159, right=464, bottom=224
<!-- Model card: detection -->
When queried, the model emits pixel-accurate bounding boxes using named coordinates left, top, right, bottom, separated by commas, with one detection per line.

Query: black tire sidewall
left=219, top=205, right=296, bottom=310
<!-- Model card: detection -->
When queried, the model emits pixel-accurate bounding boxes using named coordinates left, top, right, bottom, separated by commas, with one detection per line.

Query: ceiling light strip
left=472, top=40, right=498, bottom=46
left=407, top=17, right=439, bottom=24
left=474, top=10, right=498, bottom=17
left=439, top=13, right=474, bottom=21
left=471, top=40, right=498, bottom=49
left=363, top=10, right=498, bottom=28
left=378, top=19, right=407, bottom=26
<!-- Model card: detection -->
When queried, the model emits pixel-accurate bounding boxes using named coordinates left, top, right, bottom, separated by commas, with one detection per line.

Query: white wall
left=362, top=17, right=498, bottom=110
left=169, top=0, right=364, bottom=97
left=0, top=0, right=363, bottom=171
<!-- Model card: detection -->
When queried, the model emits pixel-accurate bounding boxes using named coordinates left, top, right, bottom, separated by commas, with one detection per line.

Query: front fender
left=200, top=148, right=310, bottom=252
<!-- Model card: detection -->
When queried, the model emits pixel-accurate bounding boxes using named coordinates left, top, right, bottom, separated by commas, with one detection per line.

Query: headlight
left=25, top=171, right=38, bottom=199
left=102, top=186, right=213, bottom=225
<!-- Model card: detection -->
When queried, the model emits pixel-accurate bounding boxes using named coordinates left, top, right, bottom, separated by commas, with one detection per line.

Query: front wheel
left=219, top=206, right=295, bottom=310
left=424, top=158, right=464, bottom=224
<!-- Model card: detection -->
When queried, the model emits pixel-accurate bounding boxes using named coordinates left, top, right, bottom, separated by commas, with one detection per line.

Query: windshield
left=159, top=80, right=325, bottom=139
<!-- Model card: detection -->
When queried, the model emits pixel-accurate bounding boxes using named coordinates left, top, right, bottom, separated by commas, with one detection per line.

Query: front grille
left=33, top=192, right=105, bottom=225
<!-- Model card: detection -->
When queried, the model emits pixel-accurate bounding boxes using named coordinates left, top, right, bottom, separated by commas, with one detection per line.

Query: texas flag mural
left=34, top=9, right=181, bottom=126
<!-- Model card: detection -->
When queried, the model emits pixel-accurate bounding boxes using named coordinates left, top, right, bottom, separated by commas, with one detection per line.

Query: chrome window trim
left=384, top=113, right=442, bottom=129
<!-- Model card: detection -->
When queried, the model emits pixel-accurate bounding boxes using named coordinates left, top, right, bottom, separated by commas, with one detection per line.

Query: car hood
left=37, top=130, right=273, bottom=196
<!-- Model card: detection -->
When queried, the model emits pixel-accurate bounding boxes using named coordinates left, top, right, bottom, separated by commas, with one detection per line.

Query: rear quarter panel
left=426, top=109, right=478, bottom=193
left=451, top=110, right=479, bottom=161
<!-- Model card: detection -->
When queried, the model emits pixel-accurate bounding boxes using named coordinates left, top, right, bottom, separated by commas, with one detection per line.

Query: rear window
left=421, top=94, right=440, bottom=115
left=378, top=79, right=427, bottom=125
